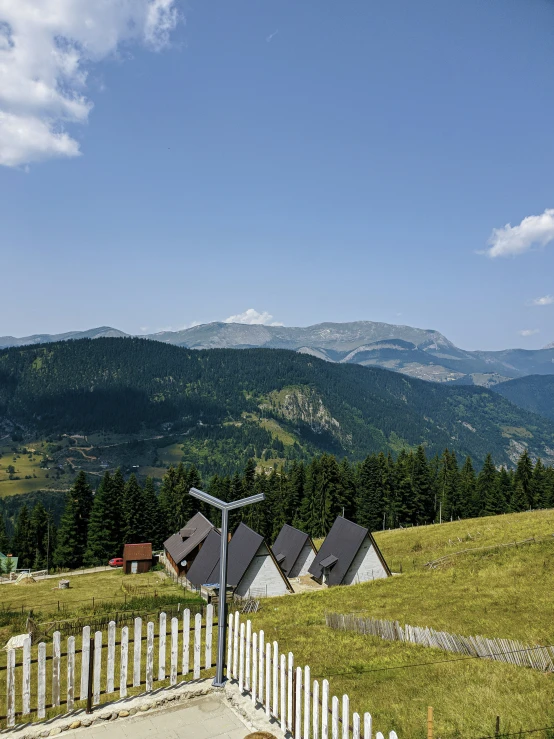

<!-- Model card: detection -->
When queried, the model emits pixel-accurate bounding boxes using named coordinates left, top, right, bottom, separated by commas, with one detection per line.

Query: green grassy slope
left=250, top=509, right=554, bottom=738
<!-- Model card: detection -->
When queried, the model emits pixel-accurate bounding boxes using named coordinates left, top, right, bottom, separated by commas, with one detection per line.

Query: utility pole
left=189, top=486, right=264, bottom=687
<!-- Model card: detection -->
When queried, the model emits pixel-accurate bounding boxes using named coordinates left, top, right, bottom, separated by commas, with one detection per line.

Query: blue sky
left=1, top=0, right=554, bottom=350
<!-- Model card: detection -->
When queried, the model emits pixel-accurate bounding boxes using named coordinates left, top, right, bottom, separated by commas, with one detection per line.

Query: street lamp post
left=189, top=486, right=264, bottom=687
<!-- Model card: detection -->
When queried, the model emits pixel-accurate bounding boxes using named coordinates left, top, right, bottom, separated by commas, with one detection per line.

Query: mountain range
left=1, top=321, right=554, bottom=385
left=1, top=337, right=553, bottom=472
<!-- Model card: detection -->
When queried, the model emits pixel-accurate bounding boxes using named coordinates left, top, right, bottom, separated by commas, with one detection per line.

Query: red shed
left=122, top=543, right=153, bottom=574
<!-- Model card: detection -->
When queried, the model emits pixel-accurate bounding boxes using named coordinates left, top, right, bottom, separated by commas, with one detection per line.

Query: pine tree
left=515, top=450, right=534, bottom=508
left=53, top=495, right=81, bottom=569
left=496, top=468, right=512, bottom=514
left=110, top=469, right=126, bottom=551
left=122, top=474, right=145, bottom=543
left=159, top=466, right=179, bottom=540
left=177, top=465, right=201, bottom=528
left=72, top=471, right=94, bottom=545
left=337, top=458, right=356, bottom=521
left=356, top=455, right=384, bottom=532
left=439, top=449, right=460, bottom=521
left=143, top=477, right=163, bottom=547
left=0, top=511, right=10, bottom=554
left=29, top=502, right=51, bottom=570
left=12, top=504, right=34, bottom=568
left=478, top=454, right=501, bottom=515
left=410, top=446, right=435, bottom=524
left=287, top=461, right=305, bottom=523
left=544, top=467, right=554, bottom=508
left=392, top=450, right=415, bottom=525
left=510, top=480, right=527, bottom=512
left=84, top=473, right=122, bottom=566
left=530, top=459, right=548, bottom=508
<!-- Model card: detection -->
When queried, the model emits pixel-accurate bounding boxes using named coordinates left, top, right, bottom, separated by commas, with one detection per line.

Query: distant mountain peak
left=2, top=320, right=554, bottom=385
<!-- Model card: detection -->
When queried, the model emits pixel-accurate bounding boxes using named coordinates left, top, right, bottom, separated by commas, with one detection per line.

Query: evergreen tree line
left=5, top=446, right=552, bottom=570
left=0, top=502, right=56, bottom=572
left=201, top=448, right=554, bottom=541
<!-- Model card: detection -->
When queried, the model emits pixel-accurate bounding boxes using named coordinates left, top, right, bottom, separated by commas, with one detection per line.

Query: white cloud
left=530, top=295, right=554, bottom=306
left=518, top=329, right=540, bottom=337
left=266, top=30, right=278, bottom=42
left=224, top=309, right=283, bottom=326
left=0, top=0, right=179, bottom=167
left=484, top=208, right=554, bottom=258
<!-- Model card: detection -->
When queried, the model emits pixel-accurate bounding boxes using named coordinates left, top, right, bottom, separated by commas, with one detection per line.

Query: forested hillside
left=4, top=445, right=550, bottom=570
left=492, top=375, right=554, bottom=422
left=1, top=338, right=554, bottom=470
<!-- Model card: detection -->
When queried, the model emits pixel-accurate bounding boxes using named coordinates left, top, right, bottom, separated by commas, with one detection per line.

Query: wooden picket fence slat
left=1, top=608, right=217, bottom=729
left=225, top=610, right=398, bottom=739
left=325, top=613, right=554, bottom=673
left=3, top=607, right=399, bottom=738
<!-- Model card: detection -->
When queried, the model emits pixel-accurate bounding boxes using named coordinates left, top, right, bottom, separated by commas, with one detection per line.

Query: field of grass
left=0, top=569, right=191, bottom=617
left=0, top=569, right=201, bottom=647
left=250, top=509, right=554, bottom=739
left=0, top=569, right=211, bottom=729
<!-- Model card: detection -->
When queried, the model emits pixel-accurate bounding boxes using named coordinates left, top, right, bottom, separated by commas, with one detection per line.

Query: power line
left=312, top=643, right=554, bottom=678
left=473, top=725, right=554, bottom=739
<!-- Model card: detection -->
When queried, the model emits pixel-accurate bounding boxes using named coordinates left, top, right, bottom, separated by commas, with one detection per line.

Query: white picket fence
left=225, top=610, right=398, bottom=739
left=2, top=605, right=214, bottom=729
left=3, top=607, right=399, bottom=738
left=326, top=613, right=554, bottom=672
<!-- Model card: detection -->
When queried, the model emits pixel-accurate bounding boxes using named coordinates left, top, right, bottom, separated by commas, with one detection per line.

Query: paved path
left=60, top=697, right=251, bottom=739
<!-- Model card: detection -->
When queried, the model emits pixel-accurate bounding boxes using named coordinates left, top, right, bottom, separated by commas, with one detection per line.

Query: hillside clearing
left=250, top=509, right=554, bottom=738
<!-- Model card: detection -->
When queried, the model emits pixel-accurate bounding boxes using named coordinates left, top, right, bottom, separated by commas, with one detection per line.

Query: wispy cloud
left=518, top=328, right=540, bottom=337
left=266, top=29, right=279, bottom=42
left=224, top=308, right=283, bottom=326
left=529, top=295, right=554, bottom=306
left=0, top=0, right=180, bottom=168
left=483, top=208, right=554, bottom=258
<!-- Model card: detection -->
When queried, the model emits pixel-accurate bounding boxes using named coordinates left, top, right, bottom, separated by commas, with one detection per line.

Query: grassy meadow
left=250, top=509, right=554, bottom=738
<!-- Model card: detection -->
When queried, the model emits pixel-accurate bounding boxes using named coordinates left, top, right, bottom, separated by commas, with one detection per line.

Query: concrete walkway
left=56, top=696, right=251, bottom=739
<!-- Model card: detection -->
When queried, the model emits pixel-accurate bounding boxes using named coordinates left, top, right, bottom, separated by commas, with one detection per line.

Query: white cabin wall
left=289, top=544, right=316, bottom=578
left=235, top=544, right=289, bottom=598
left=342, top=535, right=389, bottom=585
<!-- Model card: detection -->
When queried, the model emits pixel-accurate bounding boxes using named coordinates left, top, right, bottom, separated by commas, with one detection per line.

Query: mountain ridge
left=2, top=320, right=554, bottom=385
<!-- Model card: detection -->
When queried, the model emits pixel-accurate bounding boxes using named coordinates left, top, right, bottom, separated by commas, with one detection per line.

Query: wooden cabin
left=122, top=542, right=153, bottom=574
left=163, top=512, right=215, bottom=578
left=308, top=517, right=390, bottom=586
left=272, top=524, right=317, bottom=578
left=187, top=522, right=293, bottom=598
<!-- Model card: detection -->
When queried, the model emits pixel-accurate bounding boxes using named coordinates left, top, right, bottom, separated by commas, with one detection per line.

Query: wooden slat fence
left=226, top=610, right=398, bottom=739
left=326, top=613, right=554, bottom=672
left=37, top=602, right=205, bottom=637
left=1, top=605, right=215, bottom=729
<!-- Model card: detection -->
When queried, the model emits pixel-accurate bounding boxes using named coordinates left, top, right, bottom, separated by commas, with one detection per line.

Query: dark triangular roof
left=187, top=522, right=292, bottom=592
left=308, top=517, right=391, bottom=585
left=186, top=529, right=222, bottom=586
left=271, top=524, right=315, bottom=575
left=163, top=512, right=214, bottom=564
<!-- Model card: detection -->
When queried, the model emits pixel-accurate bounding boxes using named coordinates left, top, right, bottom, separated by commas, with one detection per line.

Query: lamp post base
left=212, top=677, right=228, bottom=688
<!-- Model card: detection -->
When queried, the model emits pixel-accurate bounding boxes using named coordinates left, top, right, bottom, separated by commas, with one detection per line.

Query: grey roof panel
left=271, top=524, right=313, bottom=575
left=308, top=517, right=368, bottom=585
left=163, top=512, right=214, bottom=564
left=186, top=529, right=222, bottom=586
left=205, top=523, right=264, bottom=586
left=319, top=554, right=338, bottom=568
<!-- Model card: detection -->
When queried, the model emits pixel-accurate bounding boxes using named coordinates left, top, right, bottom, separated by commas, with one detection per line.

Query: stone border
left=224, top=682, right=286, bottom=739
left=2, top=680, right=287, bottom=739
left=2, top=680, right=215, bottom=738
